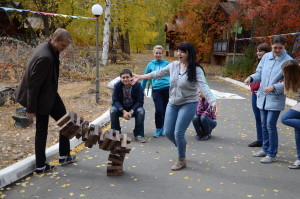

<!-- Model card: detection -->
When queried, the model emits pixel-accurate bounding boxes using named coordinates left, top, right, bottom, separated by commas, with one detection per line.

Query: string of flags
left=0, top=6, right=97, bottom=20
left=235, top=32, right=300, bottom=41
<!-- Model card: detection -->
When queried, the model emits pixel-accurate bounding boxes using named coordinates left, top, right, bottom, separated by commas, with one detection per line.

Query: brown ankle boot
left=171, top=158, right=186, bottom=171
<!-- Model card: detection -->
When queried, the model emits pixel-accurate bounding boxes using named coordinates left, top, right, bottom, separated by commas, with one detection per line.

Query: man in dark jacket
left=110, top=69, right=146, bottom=143
left=15, top=28, right=76, bottom=173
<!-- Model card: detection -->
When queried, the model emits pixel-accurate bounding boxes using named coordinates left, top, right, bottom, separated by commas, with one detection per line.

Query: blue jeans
left=192, top=115, right=217, bottom=137
left=281, top=109, right=300, bottom=160
left=110, top=106, right=145, bottom=137
left=152, top=87, right=169, bottom=129
left=252, top=93, right=263, bottom=141
left=260, top=109, right=281, bottom=157
left=164, top=102, right=197, bottom=158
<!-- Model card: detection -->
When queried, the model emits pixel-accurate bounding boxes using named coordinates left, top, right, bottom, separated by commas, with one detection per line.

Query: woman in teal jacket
left=244, top=35, right=293, bottom=163
left=142, top=45, right=170, bottom=138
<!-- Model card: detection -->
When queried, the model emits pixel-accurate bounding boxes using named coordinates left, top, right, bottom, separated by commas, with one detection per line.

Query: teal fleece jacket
left=141, top=59, right=170, bottom=90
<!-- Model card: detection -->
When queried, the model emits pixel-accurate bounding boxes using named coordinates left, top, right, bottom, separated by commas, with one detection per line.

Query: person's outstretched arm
left=131, top=73, right=152, bottom=85
left=132, top=63, right=171, bottom=85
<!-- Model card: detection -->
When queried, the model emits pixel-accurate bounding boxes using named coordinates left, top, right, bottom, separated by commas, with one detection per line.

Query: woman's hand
left=212, top=103, right=217, bottom=114
left=131, top=74, right=141, bottom=85
left=264, top=85, right=275, bottom=93
left=244, top=76, right=252, bottom=85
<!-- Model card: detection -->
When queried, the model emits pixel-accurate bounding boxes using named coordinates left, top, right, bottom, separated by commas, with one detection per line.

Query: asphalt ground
left=2, top=77, right=299, bottom=199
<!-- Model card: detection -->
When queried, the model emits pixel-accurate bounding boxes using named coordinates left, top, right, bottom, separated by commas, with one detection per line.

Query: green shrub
left=223, top=45, right=256, bottom=78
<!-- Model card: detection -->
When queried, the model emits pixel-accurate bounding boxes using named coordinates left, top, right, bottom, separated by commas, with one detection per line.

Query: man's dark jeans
left=35, top=95, right=70, bottom=168
left=110, top=106, right=145, bottom=137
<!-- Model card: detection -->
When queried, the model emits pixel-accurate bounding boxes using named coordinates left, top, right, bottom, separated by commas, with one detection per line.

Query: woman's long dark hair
left=178, top=42, right=204, bottom=82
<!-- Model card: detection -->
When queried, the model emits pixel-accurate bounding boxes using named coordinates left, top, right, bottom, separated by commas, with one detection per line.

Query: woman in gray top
left=132, top=42, right=217, bottom=171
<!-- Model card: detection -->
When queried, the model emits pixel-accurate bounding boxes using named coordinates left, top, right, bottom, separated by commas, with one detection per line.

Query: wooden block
left=127, top=137, right=131, bottom=144
left=106, top=130, right=118, bottom=151
left=107, top=165, right=123, bottom=170
left=56, top=112, right=72, bottom=127
left=82, top=127, right=89, bottom=141
left=85, top=126, right=99, bottom=148
left=59, top=120, right=74, bottom=134
left=79, top=121, right=89, bottom=139
left=108, top=154, right=125, bottom=165
left=121, top=134, right=127, bottom=148
left=94, top=125, right=102, bottom=142
left=65, top=125, right=80, bottom=139
left=98, top=130, right=105, bottom=146
left=107, top=163, right=123, bottom=176
left=113, top=146, right=131, bottom=154
left=107, top=170, right=123, bottom=176
left=75, top=116, right=84, bottom=139
left=84, top=130, right=93, bottom=148
left=99, top=131, right=111, bottom=150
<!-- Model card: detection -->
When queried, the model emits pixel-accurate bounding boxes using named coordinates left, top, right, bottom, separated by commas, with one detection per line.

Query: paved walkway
left=2, top=78, right=299, bottom=199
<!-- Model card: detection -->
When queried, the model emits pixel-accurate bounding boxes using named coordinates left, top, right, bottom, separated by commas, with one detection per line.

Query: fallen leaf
left=61, top=184, right=70, bottom=188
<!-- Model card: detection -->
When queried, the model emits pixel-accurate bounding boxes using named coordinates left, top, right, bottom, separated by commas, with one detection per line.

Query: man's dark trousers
left=35, top=94, right=70, bottom=168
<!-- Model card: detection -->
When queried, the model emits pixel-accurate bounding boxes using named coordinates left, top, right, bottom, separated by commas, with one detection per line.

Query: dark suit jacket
left=112, top=81, right=144, bottom=112
left=15, top=41, right=60, bottom=115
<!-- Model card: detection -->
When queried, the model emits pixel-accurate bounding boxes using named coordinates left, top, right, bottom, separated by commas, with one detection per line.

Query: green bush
left=223, top=45, right=256, bottom=78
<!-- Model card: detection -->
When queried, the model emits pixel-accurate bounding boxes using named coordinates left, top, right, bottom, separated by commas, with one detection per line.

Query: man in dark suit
left=15, top=28, right=76, bottom=173
left=110, top=69, right=146, bottom=143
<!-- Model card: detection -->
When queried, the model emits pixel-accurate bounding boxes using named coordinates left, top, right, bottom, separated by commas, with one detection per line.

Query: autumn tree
left=236, top=0, right=300, bottom=51
left=175, top=0, right=227, bottom=62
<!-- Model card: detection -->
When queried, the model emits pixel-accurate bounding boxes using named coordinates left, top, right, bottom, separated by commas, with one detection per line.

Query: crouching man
left=110, top=69, right=146, bottom=143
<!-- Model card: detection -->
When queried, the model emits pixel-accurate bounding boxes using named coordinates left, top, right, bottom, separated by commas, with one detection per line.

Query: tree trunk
left=41, top=15, right=50, bottom=37
left=111, top=26, right=118, bottom=64
left=124, top=30, right=130, bottom=54
left=119, top=33, right=125, bottom=53
left=101, top=0, right=112, bottom=66
left=40, top=0, right=50, bottom=37
left=111, top=6, right=119, bottom=64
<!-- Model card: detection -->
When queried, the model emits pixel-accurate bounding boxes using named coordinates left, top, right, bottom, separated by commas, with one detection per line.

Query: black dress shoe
left=248, top=141, right=263, bottom=147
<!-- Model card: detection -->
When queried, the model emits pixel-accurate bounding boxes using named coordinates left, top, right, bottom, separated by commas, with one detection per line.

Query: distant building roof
left=24, top=17, right=44, bottom=29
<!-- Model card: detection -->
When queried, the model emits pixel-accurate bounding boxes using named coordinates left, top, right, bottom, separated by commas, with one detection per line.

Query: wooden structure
left=210, top=0, right=251, bottom=65
left=57, top=111, right=132, bottom=176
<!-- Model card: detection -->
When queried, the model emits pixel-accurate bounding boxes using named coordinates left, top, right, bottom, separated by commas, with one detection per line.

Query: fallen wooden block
left=99, top=130, right=113, bottom=151
left=75, top=116, right=84, bottom=139
left=57, top=112, right=73, bottom=127
left=106, top=130, right=120, bottom=151
left=79, top=121, right=89, bottom=139
left=85, top=124, right=99, bottom=148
